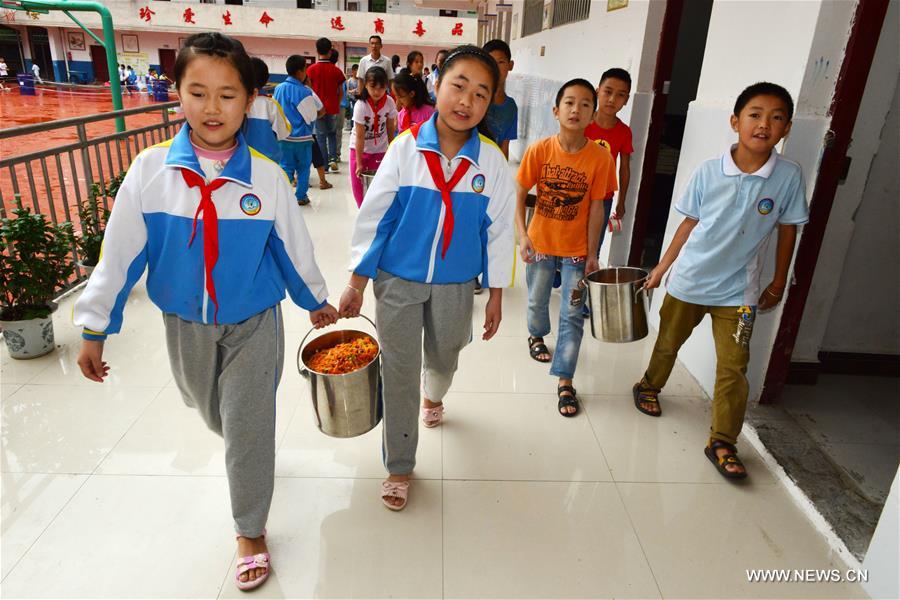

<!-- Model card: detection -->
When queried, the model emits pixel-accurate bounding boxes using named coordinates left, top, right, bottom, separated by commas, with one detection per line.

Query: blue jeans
left=315, top=114, right=338, bottom=165
left=527, top=256, right=586, bottom=380
left=278, top=140, right=312, bottom=201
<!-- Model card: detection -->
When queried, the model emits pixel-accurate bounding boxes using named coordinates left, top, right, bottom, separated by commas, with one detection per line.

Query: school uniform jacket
left=272, top=76, right=319, bottom=142
left=73, top=124, right=328, bottom=340
left=349, top=112, right=516, bottom=288
left=244, top=95, right=291, bottom=163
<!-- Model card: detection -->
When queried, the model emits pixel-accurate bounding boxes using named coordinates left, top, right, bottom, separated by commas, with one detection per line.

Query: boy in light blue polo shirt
left=633, top=82, right=809, bottom=480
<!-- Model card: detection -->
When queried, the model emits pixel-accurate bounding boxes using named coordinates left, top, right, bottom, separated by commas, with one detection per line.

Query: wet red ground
left=1, top=85, right=183, bottom=226
left=1, top=85, right=175, bottom=155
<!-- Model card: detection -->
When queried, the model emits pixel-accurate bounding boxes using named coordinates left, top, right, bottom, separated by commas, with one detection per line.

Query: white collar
left=722, top=144, right=778, bottom=179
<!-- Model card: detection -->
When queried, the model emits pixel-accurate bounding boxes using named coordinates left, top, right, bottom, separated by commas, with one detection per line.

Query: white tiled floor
left=0, top=159, right=866, bottom=598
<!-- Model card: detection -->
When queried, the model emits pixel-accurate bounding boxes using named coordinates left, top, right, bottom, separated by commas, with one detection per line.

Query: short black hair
left=734, top=82, right=794, bottom=120
left=482, top=39, right=512, bottom=61
left=599, top=68, right=631, bottom=91
left=174, top=33, right=255, bottom=96
left=316, top=37, right=332, bottom=56
left=285, top=54, right=307, bottom=77
left=250, top=57, right=269, bottom=90
left=555, top=78, right=597, bottom=109
left=351, top=63, right=359, bottom=71
left=369, top=35, right=382, bottom=44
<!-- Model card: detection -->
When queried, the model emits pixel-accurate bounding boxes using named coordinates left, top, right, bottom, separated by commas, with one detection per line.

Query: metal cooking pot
left=582, top=267, right=650, bottom=343
left=297, top=315, right=383, bottom=438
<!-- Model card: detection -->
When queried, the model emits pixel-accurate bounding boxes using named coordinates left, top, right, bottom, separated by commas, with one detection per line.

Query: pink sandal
left=421, top=404, right=444, bottom=428
left=235, top=533, right=270, bottom=592
left=381, top=479, right=410, bottom=511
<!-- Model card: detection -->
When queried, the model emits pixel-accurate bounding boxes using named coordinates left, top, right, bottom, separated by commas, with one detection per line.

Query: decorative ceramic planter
left=0, top=304, right=57, bottom=359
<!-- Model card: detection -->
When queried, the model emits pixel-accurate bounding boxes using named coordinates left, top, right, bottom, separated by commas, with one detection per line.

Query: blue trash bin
left=152, top=80, right=169, bottom=102
left=17, top=73, right=35, bottom=96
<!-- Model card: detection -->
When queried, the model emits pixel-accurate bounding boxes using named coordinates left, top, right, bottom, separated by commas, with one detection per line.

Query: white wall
left=649, top=0, right=857, bottom=403
left=793, top=0, right=900, bottom=360
left=863, top=467, right=900, bottom=599
left=821, top=70, right=900, bottom=354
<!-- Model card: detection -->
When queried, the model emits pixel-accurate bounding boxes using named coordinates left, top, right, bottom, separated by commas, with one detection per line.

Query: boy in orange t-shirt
left=516, top=79, right=617, bottom=417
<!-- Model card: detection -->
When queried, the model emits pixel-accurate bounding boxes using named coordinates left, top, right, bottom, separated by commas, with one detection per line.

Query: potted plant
left=0, top=198, right=76, bottom=359
left=74, top=174, right=119, bottom=274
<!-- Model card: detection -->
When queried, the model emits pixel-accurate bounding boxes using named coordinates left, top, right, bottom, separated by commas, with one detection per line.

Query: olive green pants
left=643, top=293, right=755, bottom=446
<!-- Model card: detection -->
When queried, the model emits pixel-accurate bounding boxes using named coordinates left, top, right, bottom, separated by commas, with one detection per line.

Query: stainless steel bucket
left=583, top=267, right=650, bottom=343
left=297, top=315, right=383, bottom=438
left=360, top=170, right=377, bottom=197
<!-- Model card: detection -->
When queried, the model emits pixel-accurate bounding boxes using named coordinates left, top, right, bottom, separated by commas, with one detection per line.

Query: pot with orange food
left=298, top=315, right=383, bottom=438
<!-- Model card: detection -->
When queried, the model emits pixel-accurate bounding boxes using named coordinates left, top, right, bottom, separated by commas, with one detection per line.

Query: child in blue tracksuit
left=339, top=46, right=515, bottom=511
left=244, top=57, right=291, bottom=164
left=73, top=33, right=338, bottom=592
left=273, top=55, right=324, bottom=205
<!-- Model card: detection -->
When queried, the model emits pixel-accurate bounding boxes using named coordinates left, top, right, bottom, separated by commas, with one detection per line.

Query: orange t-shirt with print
left=517, top=136, right=617, bottom=257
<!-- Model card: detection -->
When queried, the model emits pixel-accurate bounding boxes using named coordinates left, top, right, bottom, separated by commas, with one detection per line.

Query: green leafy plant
left=75, top=173, right=120, bottom=267
left=0, top=198, right=76, bottom=321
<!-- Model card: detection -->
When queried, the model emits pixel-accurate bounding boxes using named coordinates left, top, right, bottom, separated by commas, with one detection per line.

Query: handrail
left=0, top=101, right=180, bottom=140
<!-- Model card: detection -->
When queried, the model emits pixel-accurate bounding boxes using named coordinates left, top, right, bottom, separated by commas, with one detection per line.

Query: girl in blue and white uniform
left=73, top=33, right=337, bottom=592
left=339, top=45, right=516, bottom=511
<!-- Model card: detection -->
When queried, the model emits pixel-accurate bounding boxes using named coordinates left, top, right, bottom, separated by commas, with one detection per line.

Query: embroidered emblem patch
left=596, top=139, right=612, bottom=153
left=240, top=194, right=261, bottom=216
left=757, top=198, right=774, bottom=215
left=471, top=174, right=485, bottom=194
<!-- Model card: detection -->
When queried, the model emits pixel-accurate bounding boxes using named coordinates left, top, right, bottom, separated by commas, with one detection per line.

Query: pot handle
left=634, top=279, right=652, bottom=305
left=296, top=314, right=378, bottom=377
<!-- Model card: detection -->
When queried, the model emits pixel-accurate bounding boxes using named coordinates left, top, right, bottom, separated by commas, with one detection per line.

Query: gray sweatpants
left=163, top=305, right=284, bottom=538
left=374, top=270, right=474, bottom=475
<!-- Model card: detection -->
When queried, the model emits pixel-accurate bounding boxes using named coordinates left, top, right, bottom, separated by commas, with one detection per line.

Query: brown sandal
left=319, top=181, right=333, bottom=190
left=705, top=441, right=748, bottom=479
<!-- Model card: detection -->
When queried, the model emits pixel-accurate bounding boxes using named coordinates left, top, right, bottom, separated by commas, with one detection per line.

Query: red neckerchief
left=366, top=95, right=388, bottom=142
left=410, top=122, right=471, bottom=259
left=181, top=169, right=228, bottom=325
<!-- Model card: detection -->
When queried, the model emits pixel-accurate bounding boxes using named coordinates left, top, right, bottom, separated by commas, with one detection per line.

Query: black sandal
left=528, top=336, right=551, bottom=363
left=632, top=381, right=662, bottom=417
left=704, top=440, right=748, bottom=480
left=557, top=385, right=579, bottom=417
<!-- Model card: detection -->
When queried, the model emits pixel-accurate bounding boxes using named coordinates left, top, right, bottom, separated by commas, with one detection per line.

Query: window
left=439, top=9, right=458, bottom=17
left=297, top=0, right=312, bottom=6
left=522, top=0, right=590, bottom=37
left=368, top=0, right=386, bottom=13
left=551, top=0, right=590, bottom=28
left=224, top=0, right=243, bottom=5
left=521, top=0, right=543, bottom=37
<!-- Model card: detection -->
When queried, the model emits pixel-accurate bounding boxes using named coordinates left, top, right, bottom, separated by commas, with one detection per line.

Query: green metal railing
left=0, top=102, right=184, bottom=284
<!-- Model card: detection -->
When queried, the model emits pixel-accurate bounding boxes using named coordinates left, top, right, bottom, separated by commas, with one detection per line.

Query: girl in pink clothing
left=393, top=71, right=435, bottom=133
left=351, top=66, right=397, bottom=207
